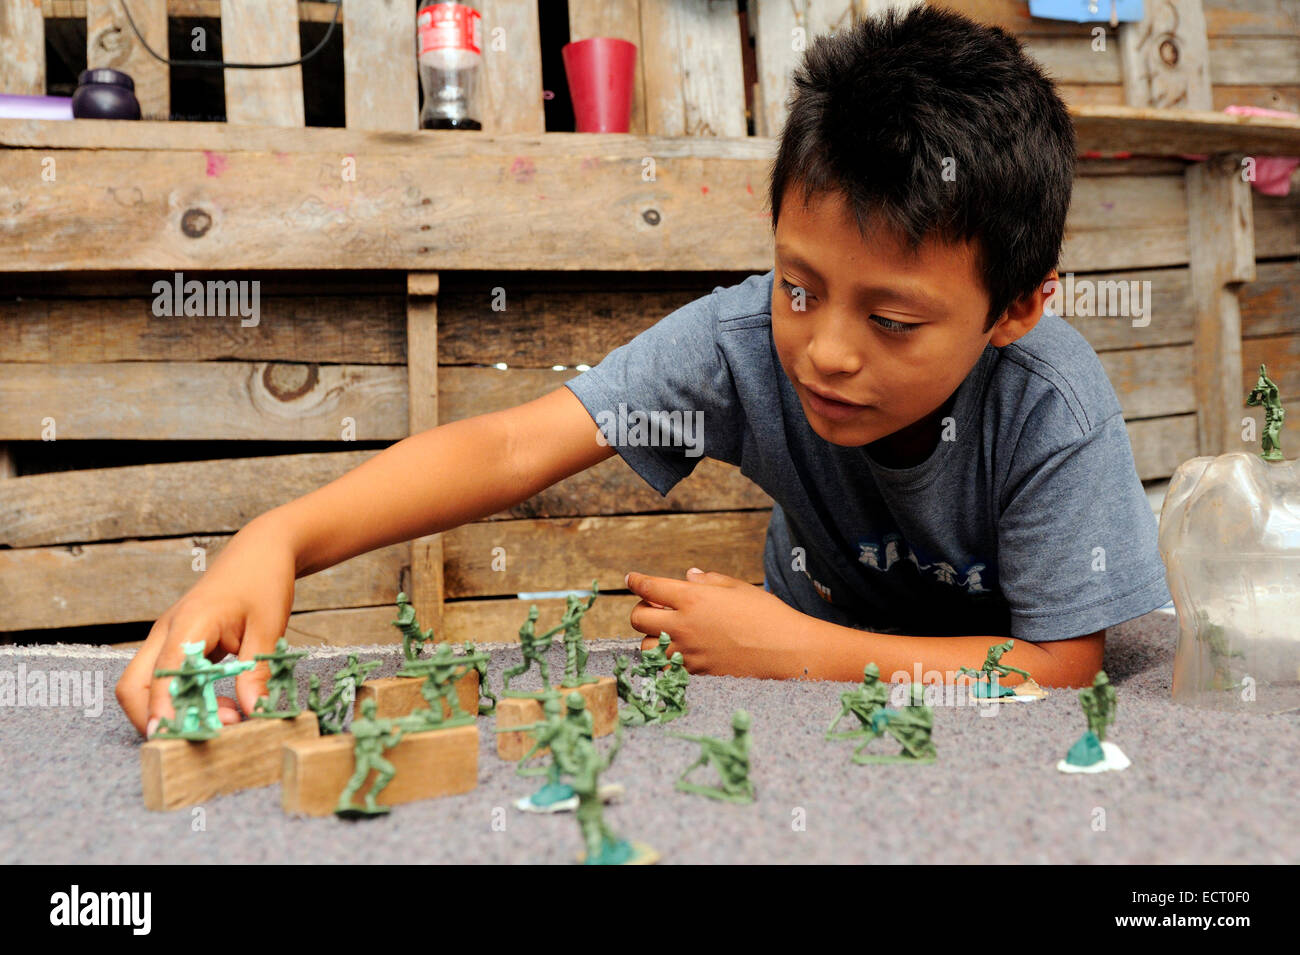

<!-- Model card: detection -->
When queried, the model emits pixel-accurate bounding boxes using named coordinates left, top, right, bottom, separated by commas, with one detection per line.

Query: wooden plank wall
left=2, top=0, right=1297, bottom=646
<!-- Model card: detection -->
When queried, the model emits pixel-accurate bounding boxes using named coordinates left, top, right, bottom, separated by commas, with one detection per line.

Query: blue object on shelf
left=1029, top=0, right=1143, bottom=23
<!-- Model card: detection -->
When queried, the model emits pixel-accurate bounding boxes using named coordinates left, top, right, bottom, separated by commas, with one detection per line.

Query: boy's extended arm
left=797, top=618, right=1104, bottom=688
left=117, top=387, right=613, bottom=734
left=279, top=385, right=615, bottom=575
left=627, top=571, right=1104, bottom=689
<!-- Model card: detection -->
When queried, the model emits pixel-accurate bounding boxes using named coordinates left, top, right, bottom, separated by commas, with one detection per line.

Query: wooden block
left=495, top=677, right=618, bottom=761
left=141, top=711, right=319, bottom=811
left=355, top=670, right=478, bottom=721
left=281, top=725, right=478, bottom=816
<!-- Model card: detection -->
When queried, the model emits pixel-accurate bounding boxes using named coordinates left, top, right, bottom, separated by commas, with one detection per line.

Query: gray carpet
left=3, top=609, right=1297, bottom=864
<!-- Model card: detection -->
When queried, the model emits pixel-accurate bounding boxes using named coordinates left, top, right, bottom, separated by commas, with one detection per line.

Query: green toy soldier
left=615, top=654, right=656, bottom=725
left=1246, top=363, right=1285, bottom=461
left=463, top=640, right=497, bottom=715
left=251, top=637, right=308, bottom=719
left=1060, top=670, right=1130, bottom=772
left=152, top=641, right=255, bottom=740
left=1193, top=608, right=1245, bottom=691
left=332, top=654, right=382, bottom=712
left=652, top=652, right=690, bottom=723
left=398, top=642, right=488, bottom=730
left=308, top=674, right=342, bottom=734
left=559, top=581, right=600, bottom=688
left=392, top=591, right=436, bottom=661
left=958, top=639, right=1038, bottom=699
left=637, top=632, right=672, bottom=678
left=864, top=684, right=937, bottom=764
left=501, top=689, right=574, bottom=810
left=1080, top=670, right=1116, bottom=740
left=826, top=662, right=891, bottom=737
left=502, top=605, right=563, bottom=695
left=335, top=698, right=406, bottom=816
left=308, top=654, right=382, bottom=734
left=671, top=709, right=755, bottom=804
left=569, top=723, right=653, bottom=864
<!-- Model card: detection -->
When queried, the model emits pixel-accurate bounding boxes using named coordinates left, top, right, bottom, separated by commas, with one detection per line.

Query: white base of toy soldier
left=142, top=711, right=320, bottom=811
left=516, top=782, right=623, bottom=814
left=968, top=678, right=1049, bottom=703
left=496, top=677, right=618, bottom=760
left=1057, top=736, right=1130, bottom=774
left=576, top=840, right=660, bottom=865
left=356, top=671, right=479, bottom=721
left=281, top=724, right=478, bottom=816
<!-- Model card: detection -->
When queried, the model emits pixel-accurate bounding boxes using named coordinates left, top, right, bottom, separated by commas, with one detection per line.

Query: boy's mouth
left=801, top=382, right=871, bottom=420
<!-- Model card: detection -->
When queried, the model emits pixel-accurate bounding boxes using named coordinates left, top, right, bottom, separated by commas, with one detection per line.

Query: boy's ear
left=988, top=271, right=1055, bottom=348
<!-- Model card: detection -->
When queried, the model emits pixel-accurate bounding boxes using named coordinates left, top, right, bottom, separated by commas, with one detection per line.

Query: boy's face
left=771, top=188, right=1046, bottom=454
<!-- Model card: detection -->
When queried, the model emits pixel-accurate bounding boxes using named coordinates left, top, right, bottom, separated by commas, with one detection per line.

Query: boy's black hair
left=769, top=6, right=1076, bottom=332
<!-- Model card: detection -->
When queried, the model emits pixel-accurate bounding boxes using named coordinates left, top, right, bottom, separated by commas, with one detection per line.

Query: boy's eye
left=779, top=277, right=919, bottom=334
left=871, top=315, right=920, bottom=334
left=778, top=277, right=806, bottom=299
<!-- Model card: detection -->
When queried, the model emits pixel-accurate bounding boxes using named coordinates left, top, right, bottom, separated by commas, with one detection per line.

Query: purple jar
left=71, top=69, right=142, bottom=120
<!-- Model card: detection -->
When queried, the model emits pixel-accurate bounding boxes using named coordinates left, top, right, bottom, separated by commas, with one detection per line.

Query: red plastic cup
left=562, top=37, right=636, bottom=133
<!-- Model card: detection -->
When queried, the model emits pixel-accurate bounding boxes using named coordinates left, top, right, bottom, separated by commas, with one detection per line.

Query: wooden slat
left=1128, top=414, right=1199, bottom=481
left=1209, top=38, right=1300, bottom=85
left=568, top=0, right=647, bottom=135
left=0, top=0, right=45, bottom=95
left=0, top=269, right=408, bottom=297
left=1187, top=153, right=1256, bottom=456
left=0, top=362, right=407, bottom=440
left=0, top=450, right=771, bottom=547
left=1253, top=187, right=1300, bottom=258
left=1239, top=260, right=1300, bottom=338
left=276, top=594, right=648, bottom=645
left=6, top=107, right=1300, bottom=156
left=0, top=138, right=777, bottom=271
left=640, top=0, right=748, bottom=137
left=750, top=0, right=853, bottom=139
left=0, top=512, right=764, bottom=630
left=4, top=148, right=1253, bottom=274
left=1061, top=175, right=1190, bottom=272
left=441, top=510, right=771, bottom=597
left=220, top=0, right=305, bottom=127
left=87, top=0, right=169, bottom=121
left=343, top=0, right=418, bottom=131
left=930, top=0, right=1300, bottom=38
left=478, top=0, right=545, bottom=134
left=0, top=535, right=408, bottom=629
left=0, top=450, right=379, bottom=547
left=406, top=272, right=444, bottom=636
left=1054, top=266, right=1194, bottom=352
left=281, top=725, right=478, bottom=817
left=47, top=1, right=345, bottom=20
left=443, top=593, right=644, bottom=643
left=0, top=295, right=408, bottom=363
left=1120, top=0, right=1213, bottom=111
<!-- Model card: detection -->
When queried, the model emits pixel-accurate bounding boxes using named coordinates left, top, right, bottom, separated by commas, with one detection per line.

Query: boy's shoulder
left=704, top=271, right=776, bottom=325
left=990, top=311, right=1124, bottom=441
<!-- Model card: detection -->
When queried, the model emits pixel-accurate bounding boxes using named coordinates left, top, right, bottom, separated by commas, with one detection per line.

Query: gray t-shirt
left=564, top=270, right=1171, bottom=643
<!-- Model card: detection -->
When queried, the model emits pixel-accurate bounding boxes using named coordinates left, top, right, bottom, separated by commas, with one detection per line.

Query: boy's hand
left=115, top=516, right=297, bottom=737
left=626, top=568, right=808, bottom=679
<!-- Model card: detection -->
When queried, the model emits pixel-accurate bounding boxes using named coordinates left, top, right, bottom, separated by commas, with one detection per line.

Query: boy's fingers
left=117, top=617, right=171, bottom=735
left=687, top=568, right=743, bottom=588
left=146, top=612, right=226, bottom=727
left=216, top=695, right=241, bottom=725
left=625, top=571, right=691, bottom=609
left=234, top=618, right=283, bottom=718
left=629, top=601, right=677, bottom=641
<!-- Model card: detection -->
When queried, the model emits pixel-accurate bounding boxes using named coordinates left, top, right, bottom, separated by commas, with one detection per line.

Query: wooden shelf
left=1, top=105, right=1295, bottom=273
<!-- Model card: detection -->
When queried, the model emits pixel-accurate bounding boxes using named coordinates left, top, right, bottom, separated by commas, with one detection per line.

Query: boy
left=117, top=7, right=1171, bottom=736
